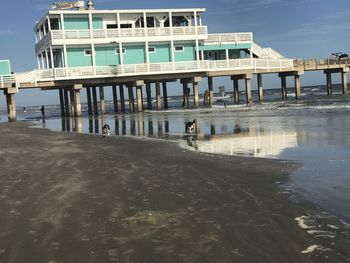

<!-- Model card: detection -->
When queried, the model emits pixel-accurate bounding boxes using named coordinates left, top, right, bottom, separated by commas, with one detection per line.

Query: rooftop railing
left=205, top=33, right=253, bottom=44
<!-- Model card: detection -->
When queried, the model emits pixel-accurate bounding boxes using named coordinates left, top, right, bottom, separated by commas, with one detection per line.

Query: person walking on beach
left=40, top=105, right=45, bottom=117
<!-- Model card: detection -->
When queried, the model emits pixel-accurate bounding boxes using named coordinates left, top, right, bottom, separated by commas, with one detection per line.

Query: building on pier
left=33, top=1, right=285, bottom=74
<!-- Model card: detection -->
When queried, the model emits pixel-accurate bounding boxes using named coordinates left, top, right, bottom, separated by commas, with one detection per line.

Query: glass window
left=84, top=49, right=92, bottom=56
left=174, top=45, right=184, bottom=52
left=148, top=47, right=156, bottom=53
left=115, top=48, right=126, bottom=54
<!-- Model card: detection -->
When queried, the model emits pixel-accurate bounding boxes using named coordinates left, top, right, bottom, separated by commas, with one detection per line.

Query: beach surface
left=0, top=122, right=349, bottom=263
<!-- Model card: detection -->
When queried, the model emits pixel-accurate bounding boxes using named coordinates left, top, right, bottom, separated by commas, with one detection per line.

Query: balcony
left=205, top=33, right=253, bottom=44
left=35, top=26, right=208, bottom=51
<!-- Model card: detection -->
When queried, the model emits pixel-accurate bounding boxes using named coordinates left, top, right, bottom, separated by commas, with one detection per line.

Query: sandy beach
left=0, top=122, right=349, bottom=263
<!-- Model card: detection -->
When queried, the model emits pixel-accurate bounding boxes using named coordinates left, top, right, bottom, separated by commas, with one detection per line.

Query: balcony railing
left=205, top=33, right=253, bottom=44
left=48, top=26, right=208, bottom=40
left=14, top=58, right=294, bottom=86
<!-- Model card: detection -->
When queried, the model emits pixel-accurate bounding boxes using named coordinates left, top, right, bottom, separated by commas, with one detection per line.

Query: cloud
left=208, top=0, right=282, bottom=15
left=0, top=29, right=17, bottom=36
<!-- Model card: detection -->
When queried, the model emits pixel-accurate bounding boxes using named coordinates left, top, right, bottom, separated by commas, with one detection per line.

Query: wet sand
left=0, top=122, right=349, bottom=263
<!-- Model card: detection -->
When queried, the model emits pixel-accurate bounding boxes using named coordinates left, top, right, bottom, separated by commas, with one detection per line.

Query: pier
left=0, top=3, right=349, bottom=121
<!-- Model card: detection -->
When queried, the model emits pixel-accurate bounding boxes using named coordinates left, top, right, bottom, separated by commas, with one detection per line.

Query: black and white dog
left=102, top=124, right=111, bottom=138
left=185, top=119, right=197, bottom=133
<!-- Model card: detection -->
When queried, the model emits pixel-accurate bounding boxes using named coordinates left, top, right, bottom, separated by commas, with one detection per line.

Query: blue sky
left=0, top=0, right=349, bottom=106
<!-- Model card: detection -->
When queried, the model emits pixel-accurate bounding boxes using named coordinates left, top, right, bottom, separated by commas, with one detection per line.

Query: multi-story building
left=33, top=0, right=286, bottom=77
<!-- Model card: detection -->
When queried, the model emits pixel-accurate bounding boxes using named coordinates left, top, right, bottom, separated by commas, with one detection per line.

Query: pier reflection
left=58, top=114, right=299, bottom=158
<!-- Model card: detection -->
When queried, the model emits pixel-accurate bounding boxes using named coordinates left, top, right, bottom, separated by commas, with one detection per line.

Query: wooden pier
left=0, top=58, right=349, bottom=122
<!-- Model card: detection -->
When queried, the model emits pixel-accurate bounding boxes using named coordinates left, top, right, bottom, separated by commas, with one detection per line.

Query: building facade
left=34, top=7, right=256, bottom=71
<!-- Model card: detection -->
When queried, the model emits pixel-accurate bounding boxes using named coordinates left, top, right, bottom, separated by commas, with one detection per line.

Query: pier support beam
left=119, top=85, right=126, bottom=112
left=232, top=74, right=252, bottom=104
left=257, top=74, right=264, bottom=102
left=64, top=89, right=70, bottom=116
left=146, top=83, right=152, bottom=110
left=280, top=76, right=288, bottom=100
left=86, top=87, right=93, bottom=115
left=208, top=77, right=214, bottom=106
left=182, top=80, right=189, bottom=107
left=135, top=80, right=144, bottom=112
left=233, top=79, right=240, bottom=104
left=112, top=84, right=118, bottom=113
left=73, top=84, right=82, bottom=117
left=69, top=90, right=75, bottom=116
left=245, top=76, right=252, bottom=104
left=92, top=86, right=98, bottom=116
left=99, top=86, right=105, bottom=115
left=193, top=77, right=201, bottom=108
left=279, top=71, right=304, bottom=100
left=4, top=87, right=17, bottom=122
left=326, top=72, right=333, bottom=95
left=294, top=75, right=301, bottom=99
left=128, top=84, right=135, bottom=113
left=162, top=82, right=168, bottom=109
left=155, top=81, right=161, bottom=110
left=59, top=89, right=65, bottom=116
left=342, top=70, right=348, bottom=95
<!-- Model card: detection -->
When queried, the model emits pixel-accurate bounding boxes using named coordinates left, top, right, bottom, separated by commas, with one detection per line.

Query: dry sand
left=0, top=122, right=349, bottom=263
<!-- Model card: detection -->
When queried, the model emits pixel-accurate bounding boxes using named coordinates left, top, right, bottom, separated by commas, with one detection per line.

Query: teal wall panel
left=149, top=44, right=171, bottom=63
left=124, top=45, right=146, bottom=64
left=198, top=43, right=251, bottom=51
left=64, top=17, right=89, bottom=30
left=95, top=46, right=119, bottom=66
left=92, top=17, right=104, bottom=29
left=67, top=48, right=92, bottom=67
left=174, top=43, right=195, bottom=62
left=0, top=60, right=11, bottom=75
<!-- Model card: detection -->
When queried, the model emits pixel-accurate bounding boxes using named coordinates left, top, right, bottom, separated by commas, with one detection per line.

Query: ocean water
left=1, top=85, right=350, bottom=227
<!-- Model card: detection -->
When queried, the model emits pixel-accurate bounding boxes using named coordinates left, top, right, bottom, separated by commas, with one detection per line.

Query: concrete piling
left=208, top=77, right=214, bottom=106
left=59, top=89, right=65, bottom=116
left=99, top=86, right=105, bottom=114
left=193, top=77, right=201, bottom=108
left=69, top=90, right=75, bottom=116
left=155, top=81, right=161, bottom=110
left=182, top=81, right=189, bottom=107
left=136, top=85, right=143, bottom=112
left=281, top=76, right=287, bottom=100
left=146, top=82, right=152, bottom=110
left=4, top=89, right=17, bottom=122
left=119, top=84, right=126, bottom=112
left=233, top=78, right=240, bottom=104
left=73, top=84, right=82, bottom=117
left=64, top=89, right=70, bottom=116
left=245, top=76, right=252, bottom=104
left=257, top=74, right=264, bottom=102
left=91, top=86, right=98, bottom=115
left=162, top=82, right=168, bottom=109
left=294, top=75, right=301, bottom=99
left=326, top=72, right=333, bottom=95
left=86, top=87, right=93, bottom=115
left=128, top=84, right=135, bottom=113
left=112, top=84, right=118, bottom=113
left=342, top=70, right=348, bottom=95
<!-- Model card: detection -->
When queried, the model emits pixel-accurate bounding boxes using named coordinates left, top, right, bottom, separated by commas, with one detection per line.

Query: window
left=148, top=47, right=156, bottom=53
left=84, top=49, right=92, bottom=56
left=107, top=24, right=119, bottom=29
left=174, top=45, right=184, bottom=52
left=115, top=48, right=126, bottom=54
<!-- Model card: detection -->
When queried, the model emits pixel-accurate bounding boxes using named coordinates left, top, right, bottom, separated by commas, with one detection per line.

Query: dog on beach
left=185, top=119, right=197, bottom=133
left=102, top=124, right=111, bottom=138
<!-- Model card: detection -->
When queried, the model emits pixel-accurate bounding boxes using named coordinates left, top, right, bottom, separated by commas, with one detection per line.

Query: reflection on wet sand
left=59, top=115, right=298, bottom=158
left=186, top=131, right=298, bottom=158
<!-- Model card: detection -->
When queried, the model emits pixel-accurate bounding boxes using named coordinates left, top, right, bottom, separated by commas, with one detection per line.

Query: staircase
left=252, top=42, right=285, bottom=59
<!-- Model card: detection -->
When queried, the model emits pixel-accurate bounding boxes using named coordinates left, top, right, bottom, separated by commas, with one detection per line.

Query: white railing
left=205, top=33, right=253, bottom=43
left=49, top=26, right=208, bottom=40
left=0, top=75, right=16, bottom=88
left=14, top=59, right=294, bottom=86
